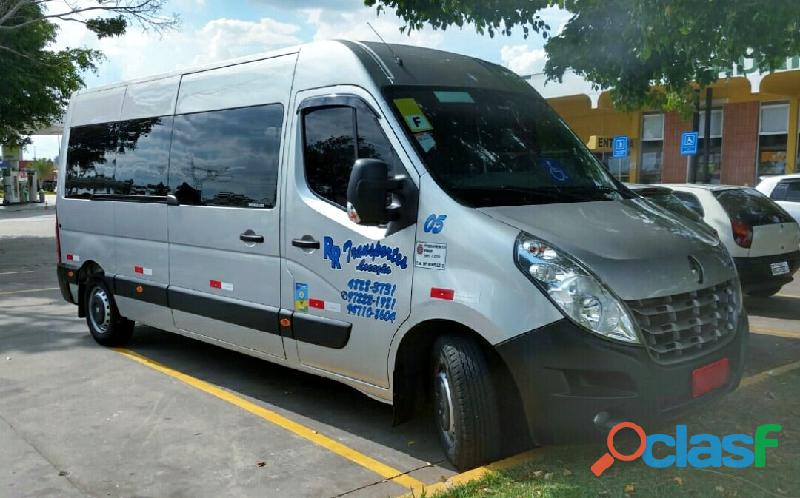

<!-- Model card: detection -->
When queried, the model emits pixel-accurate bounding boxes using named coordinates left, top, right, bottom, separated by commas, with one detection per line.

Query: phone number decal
left=342, top=278, right=397, bottom=322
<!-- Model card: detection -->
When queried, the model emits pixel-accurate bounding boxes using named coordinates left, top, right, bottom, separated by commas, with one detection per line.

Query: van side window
left=169, top=104, right=283, bottom=208
left=65, top=123, right=117, bottom=198
left=114, top=116, right=173, bottom=196
left=303, top=105, right=404, bottom=208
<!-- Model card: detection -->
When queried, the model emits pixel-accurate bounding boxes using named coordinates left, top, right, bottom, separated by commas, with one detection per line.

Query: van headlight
left=514, top=233, right=639, bottom=343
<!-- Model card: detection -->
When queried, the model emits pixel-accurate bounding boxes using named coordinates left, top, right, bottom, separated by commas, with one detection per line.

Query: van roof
left=74, top=40, right=529, bottom=97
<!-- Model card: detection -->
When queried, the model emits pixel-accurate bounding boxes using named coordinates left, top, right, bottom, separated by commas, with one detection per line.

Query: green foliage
left=85, top=16, right=128, bottom=38
left=366, top=0, right=800, bottom=113
left=363, top=0, right=551, bottom=38
left=28, top=158, right=56, bottom=179
left=0, top=3, right=100, bottom=145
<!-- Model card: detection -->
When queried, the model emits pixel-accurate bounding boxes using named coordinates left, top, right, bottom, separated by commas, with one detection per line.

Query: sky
left=24, top=0, right=572, bottom=160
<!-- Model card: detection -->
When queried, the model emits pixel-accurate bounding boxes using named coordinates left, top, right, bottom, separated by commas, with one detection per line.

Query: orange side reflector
left=135, top=285, right=144, bottom=294
left=67, top=271, right=74, bottom=278
left=279, top=318, right=291, bottom=328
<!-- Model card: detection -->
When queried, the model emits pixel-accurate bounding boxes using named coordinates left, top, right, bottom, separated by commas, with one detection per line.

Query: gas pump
left=2, top=168, right=20, bottom=204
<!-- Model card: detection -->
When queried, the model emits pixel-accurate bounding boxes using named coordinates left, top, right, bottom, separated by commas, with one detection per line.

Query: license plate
left=770, top=261, right=790, bottom=276
left=692, top=357, right=730, bottom=398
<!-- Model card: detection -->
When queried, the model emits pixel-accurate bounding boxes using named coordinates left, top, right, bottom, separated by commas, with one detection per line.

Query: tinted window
left=713, top=188, right=794, bottom=226
left=303, top=105, right=404, bottom=208
left=356, top=109, right=404, bottom=175
left=303, top=107, right=355, bottom=207
left=384, top=86, right=626, bottom=207
left=642, top=191, right=702, bottom=222
left=770, top=181, right=789, bottom=200
left=786, top=182, right=800, bottom=202
left=65, top=123, right=117, bottom=197
left=673, top=191, right=705, bottom=217
left=114, top=116, right=172, bottom=196
left=169, top=104, right=283, bottom=208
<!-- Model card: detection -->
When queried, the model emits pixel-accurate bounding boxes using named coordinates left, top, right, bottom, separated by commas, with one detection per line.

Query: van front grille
left=625, top=280, right=739, bottom=364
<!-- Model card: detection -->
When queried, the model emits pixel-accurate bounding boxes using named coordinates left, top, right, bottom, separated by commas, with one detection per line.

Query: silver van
left=56, top=40, right=747, bottom=470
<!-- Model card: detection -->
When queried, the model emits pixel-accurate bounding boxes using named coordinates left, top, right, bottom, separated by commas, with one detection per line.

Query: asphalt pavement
left=1, top=205, right=798, bottom=498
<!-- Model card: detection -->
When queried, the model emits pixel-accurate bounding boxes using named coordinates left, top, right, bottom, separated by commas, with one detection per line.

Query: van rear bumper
left=56, top=263, right=78, bottom=304
left=495, top=314, right=748, bottom=444
left=734, top=250, right=800, bottom=292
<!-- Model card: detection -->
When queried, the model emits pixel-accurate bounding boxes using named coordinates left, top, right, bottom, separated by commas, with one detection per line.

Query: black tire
left=431, top=335, right=501, bottom=470
left=84, top=278, right=134, bottom=346
left=747, top=287, right=781, bottom=297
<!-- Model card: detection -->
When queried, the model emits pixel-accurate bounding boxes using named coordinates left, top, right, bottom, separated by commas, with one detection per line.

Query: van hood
left=480, top=198, right=736, bottom=300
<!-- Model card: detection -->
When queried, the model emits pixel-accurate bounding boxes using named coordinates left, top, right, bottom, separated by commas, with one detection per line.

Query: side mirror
left=346, top=158, right=401, bottom=226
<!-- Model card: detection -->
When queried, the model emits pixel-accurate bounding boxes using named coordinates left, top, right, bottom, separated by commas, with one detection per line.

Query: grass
left=429, top=368, right=800, bottom=498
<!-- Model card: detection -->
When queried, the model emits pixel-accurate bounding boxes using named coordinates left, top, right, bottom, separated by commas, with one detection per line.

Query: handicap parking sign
left=612, top=136, right=629, bottom=158
left=681, top=131, right=699, bottom=156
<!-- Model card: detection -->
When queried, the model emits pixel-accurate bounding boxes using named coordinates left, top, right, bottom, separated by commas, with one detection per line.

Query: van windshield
left=384, top=86, right=628, bottom=207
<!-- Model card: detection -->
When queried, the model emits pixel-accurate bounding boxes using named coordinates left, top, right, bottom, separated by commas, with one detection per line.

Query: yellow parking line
left=113, top=348, right=426, bottom=494
left=0, top=287, right=59, bottom=296
left=776, top=293, right=800, bottom=299
left=750, top=326, right=799, bottom=338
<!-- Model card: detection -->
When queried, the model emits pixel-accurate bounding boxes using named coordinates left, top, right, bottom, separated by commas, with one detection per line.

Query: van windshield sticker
left=541, top=158, right=569, bottom=182
left=393, top=98, right=433, bottom=133
left=323, top=236, right=408, bottom=275
left=414, top=131, right=436, bottom=152
left=434, top=91, right=474, bottom=104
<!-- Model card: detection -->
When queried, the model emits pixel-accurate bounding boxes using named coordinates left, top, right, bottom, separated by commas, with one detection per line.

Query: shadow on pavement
left=744, top=295, right=800, bottom=321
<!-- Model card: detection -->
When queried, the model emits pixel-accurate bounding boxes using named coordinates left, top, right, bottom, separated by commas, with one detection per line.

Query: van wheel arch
left=76, top=261, right=104, bottom=318
left=391, top=320, right=532, bottom=452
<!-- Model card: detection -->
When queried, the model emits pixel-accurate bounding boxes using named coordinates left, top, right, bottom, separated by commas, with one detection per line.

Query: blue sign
left=681, top=131, right=699, bottom=156
left=612, top=136, right=629, bottom=158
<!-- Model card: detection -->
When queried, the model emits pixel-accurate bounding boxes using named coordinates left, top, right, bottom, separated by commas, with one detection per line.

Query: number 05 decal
left=423, top=214, right=447, bottom=234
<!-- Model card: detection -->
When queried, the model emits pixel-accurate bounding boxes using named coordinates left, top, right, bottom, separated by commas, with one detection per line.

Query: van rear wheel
left=84, top=279, right=134, bottom=346
left=432, top=335, right=500, bottom=470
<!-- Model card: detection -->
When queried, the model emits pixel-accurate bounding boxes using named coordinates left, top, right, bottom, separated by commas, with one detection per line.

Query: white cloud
left=500, top=44, right=546, bottom=75
left=51, top=16, right=301, bottom=82
left=304, top=7, right=444, bottom=48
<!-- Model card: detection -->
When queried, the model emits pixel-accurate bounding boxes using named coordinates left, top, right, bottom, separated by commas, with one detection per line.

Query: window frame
left=299, top=94, right=403, bottom=212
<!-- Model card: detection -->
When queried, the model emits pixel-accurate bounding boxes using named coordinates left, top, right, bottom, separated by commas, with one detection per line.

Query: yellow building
left=527, top=58, right=800, bottom=185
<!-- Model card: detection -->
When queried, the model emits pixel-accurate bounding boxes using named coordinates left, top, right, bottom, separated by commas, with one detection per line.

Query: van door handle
left=240, top=230, right=264, bottom=243
left=292, top=236, right=320, bottom=249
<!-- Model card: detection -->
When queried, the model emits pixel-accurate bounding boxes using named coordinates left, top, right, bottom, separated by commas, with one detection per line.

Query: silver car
left=56, top=40, right=748, bottom=470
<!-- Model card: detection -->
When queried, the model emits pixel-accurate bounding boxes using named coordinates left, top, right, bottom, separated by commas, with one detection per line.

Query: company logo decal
left=591, top=422, right=782, bottom=476
left=323, top=236, right=408, bottom=275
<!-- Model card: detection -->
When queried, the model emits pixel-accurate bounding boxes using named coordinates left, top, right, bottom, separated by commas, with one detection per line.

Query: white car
left=660, top=184, right=800, bottom=297
left=756, top=174, right=800, bottom=224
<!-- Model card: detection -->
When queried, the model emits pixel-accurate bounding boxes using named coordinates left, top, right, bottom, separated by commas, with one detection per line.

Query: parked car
left=756, top=174, right=800, bottom=224
left=625, top=184, right=705, bottom=224
left=55, top=40, right=749, bottom=470
left=660, top=184, right=800, bottom=296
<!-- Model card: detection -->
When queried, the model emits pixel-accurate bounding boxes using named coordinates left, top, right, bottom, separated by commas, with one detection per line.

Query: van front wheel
left=84, top=279, right=134, bottom=346
left=432, top=335, right=500, bottom=470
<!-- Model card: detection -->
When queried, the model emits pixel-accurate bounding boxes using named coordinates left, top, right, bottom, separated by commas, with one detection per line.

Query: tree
left=28, top=157, right=55, bottom=179
left=0, top=0, right=177, bottom=145
left=365, top=0, right=800, bottom=113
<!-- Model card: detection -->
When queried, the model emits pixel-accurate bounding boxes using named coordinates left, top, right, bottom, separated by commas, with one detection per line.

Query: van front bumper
left=495, top=314, right=748, bottom=444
